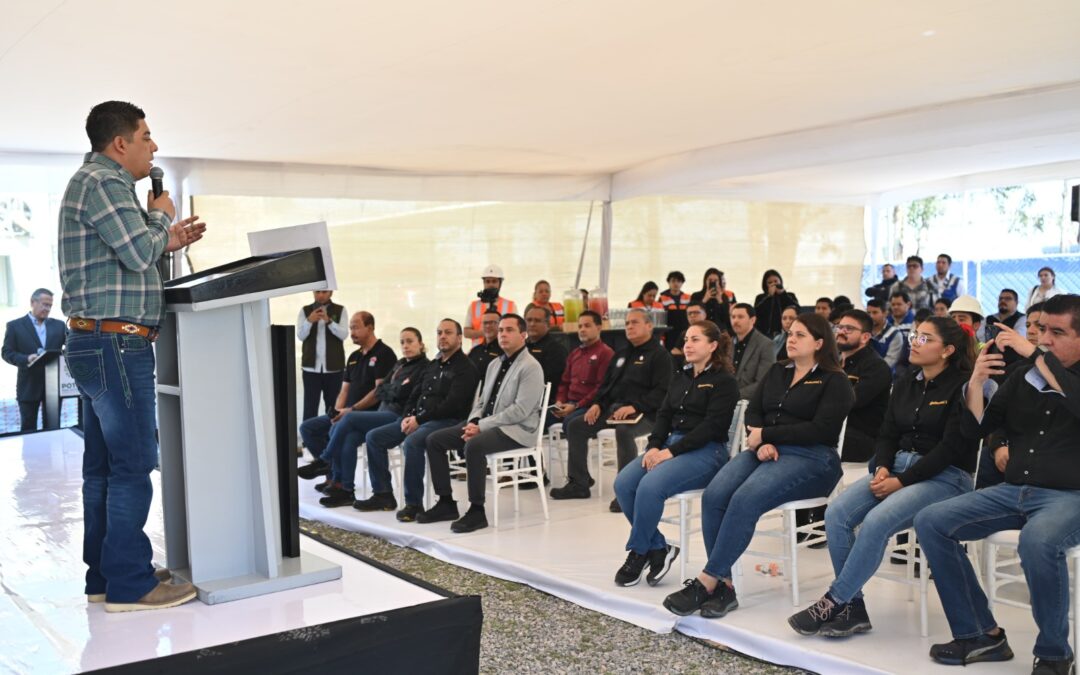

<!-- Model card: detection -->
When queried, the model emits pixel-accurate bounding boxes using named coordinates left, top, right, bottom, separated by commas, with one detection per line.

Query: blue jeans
left=321, top=410, right=399, bottom=490
left=825, top=451, right=972, bottom=603
left=65, top=329, right=159, bottom=602
left=365, top=418, right=459, bottom=504
left=299, top=414, right=333, bottom=458
left=701, top=444, right=842, bottom=580
left=614, top=433, right=727, bottom=554
left=915, top=483, right=1080, bottom=660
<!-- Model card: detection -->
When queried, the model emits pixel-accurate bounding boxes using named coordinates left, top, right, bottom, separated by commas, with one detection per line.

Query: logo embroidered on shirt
left=369, top=357, right=377, bottom=366
left=615, top=357, right=626, bottom=368
left=697, top=383, right=714, bottom=389
left=803, top=380, right=823, bottom=385
left=929, top=400, right=948, bottom=406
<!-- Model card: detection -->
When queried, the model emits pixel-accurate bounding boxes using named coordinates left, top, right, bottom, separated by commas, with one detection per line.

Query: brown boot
left=88, top=567, right=173, bottom=603
left=105, top=581, right=197, bottom=613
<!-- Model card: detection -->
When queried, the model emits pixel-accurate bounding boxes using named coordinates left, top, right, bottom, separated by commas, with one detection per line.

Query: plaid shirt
left=58, top=153, right=171, bottom=326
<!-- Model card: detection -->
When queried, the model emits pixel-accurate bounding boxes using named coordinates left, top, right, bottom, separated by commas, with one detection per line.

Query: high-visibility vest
left=660, top=291, right=691, bottom=311
left=468, top=297, right=517, bottom=345
left=628, top=300, right=664, bottom=309
left=544, top=302, right=565, bottom=327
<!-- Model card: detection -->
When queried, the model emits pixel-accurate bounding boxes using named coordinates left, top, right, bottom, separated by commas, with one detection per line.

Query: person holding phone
left=297, top=290, right=349, bottom=421
left=690, top=268, right=736, bottom=336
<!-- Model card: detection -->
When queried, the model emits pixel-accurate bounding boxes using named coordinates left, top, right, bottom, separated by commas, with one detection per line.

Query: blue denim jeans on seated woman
left=700, top=444, right=842, bottom=581
left=613, top=433, right=728, bottom=554
left=324, top=410, right=400, bottom=490
left=65, top=329, right=160, bottom=603
left=824, top=450, right=972, bottom=603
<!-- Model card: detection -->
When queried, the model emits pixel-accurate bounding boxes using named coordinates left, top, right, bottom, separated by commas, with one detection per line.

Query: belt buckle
left=75, top=319, right=91, bottom=329
left=121, top=323, right=141, bottom=335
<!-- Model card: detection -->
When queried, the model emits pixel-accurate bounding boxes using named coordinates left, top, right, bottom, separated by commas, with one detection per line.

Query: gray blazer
left=735, top=329, right=776, bottom=400
left=470, top=348, right=546, bottom=447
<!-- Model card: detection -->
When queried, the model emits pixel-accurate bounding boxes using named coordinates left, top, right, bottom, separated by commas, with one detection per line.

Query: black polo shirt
left=646, top=365, right=740, bottom=456
left=469, top=341, right=503, bottom=383
left=342, top=339, right=397, bottom=409
left=595, top=337, right=673, bottom=416
left=747, top=362, right=854, bottom=448
left=527, top=332, right=568, bottom=386
left=405, top=349, right=479, bottom=424
left=840, top=346, right=893, bottom=462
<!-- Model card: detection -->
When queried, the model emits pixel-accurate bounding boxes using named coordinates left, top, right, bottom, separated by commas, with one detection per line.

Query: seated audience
left=914, top=294, right=1080, bottom=673
left=948, top=295, right=986, bottom=351
left=835, top=309, right=893, bottom=463
left=867, top=299, right=903, bottom=372
left=612, top=322, right=739, bottom=587
left=532, top=279, right=564, bottom=327
left=933, top=297, right=952, bottom=318
left=550, top=308, right=672, bottom=512
left=980, top=288, right=1026, bottom=342
left=298, top=312, right=396, bottom=480
left=888, top=290, right=916, bottom=377
left=754, top=269, right=800, bottom=338
left=361, top=320, right=479, bottom=522
left=730, top=302, right=775, bottom=400
left=525, top=304, right=569, bottom=389
left=690, top=268, right=735, bottom=335
left=320, top=328, right=429, bottom=508
left=864, top=263, right=898, bottom=306
left=914, top=307, right=933, bottom=325
left=629, top=281, right=665, bottom=310
left=669, top=302, right=706, bottom=368
left=421, top=314, right=545, bottom=533
left=772, top=305, right=798, bottom=360
left=551, top=310, right=614, bottom=425
left=660, top=271, right=691, bottom=334
left=663, top=313, right=853, bottom=618
left=889, top=255, right=935, bottom=311
left=815, top=297, right=834, bottom=319
left=469, top=308, right=503, bottom=379
left=788, top=316, right=976, bottom=637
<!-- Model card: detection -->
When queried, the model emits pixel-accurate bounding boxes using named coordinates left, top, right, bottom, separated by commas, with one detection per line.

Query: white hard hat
left=481, top=264, right=505, bottom=279
left=949, top=295, right=984, bottom=320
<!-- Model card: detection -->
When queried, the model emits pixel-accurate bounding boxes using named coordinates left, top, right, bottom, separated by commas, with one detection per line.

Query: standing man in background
left=296, top=289, right=348, bottom=422
left=59, top=101, right=205, bottom=612
left=464, top=264, right=517, bottom=346
left=3, top=288, right=65, bottom=431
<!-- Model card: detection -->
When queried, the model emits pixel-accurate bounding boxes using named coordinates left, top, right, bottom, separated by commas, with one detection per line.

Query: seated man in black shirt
left=835, top=309, right=892, bottom=462
left=469, top=308, right=503, bottom=381
left=915, top=294, right=1080, bottom=673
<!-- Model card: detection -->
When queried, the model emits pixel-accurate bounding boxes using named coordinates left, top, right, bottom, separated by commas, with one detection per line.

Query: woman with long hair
left=754, top=269, right=800, bottom=338
left=788, top=316, right=978, bottom=637
left=628, top=280, right=664, bottom=309
left=612, top=321, right=740, bottom=587
left=663, top=313, right=853, bottom=618
left=1026, top=266, right=1063, bottom=309
left=689, top=268, right=736, bottom=334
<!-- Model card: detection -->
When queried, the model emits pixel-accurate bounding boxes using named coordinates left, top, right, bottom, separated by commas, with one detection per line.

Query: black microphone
left=150, top=166, right=164, bottom=198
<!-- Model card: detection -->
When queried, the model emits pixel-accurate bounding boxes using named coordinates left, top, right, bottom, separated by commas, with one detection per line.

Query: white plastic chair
left=546, top=418, right=648, bottom=499
left=659, top=399, right=749, bottom=581
left=736, top=418, right=848, bottom=606
left=484, top=383, right=552, bottom=527
left=871, top=527, right=930, bottom=636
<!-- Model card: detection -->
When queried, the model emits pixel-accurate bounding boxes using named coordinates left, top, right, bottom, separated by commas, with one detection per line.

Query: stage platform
left=0, top=430, right=481, bottom=675
left=300, top=452, right=1043, bottom=675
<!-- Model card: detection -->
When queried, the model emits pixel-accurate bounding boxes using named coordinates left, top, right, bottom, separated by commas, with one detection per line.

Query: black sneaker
left=297, top=459, right=330, bottom=479
left=319, top=487, right=356, bottom=508
left=314, top=479, right=334, bottom=493
left=1032, top=657, right=1076, bottom=675
left=788, top=593, right=844, bottom=636
left=614, top=551, right=649, bottom=587
left=819, top=596, right=873, bottom=637
left=416, top=498, right=460, bottom=523
left=645, top=545, right=679, bottom=586
left=549, top=482, right=590, bottom=500
left=450, top=506, right=488, bottom=533
left=396, top=504, right=423, bottom=522
left=609, top=497, right=621, bottom=513
left=663, top=578, right=715, bottom=616
left=700, top=581, right=739, bottom=618
left=352, top=492, right=397, bottom=512
left=930, top=629, right=1014, bottom=666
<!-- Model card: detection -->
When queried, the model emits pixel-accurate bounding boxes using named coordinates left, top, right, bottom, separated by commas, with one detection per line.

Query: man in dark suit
left=2, top=288, right=66, bottom=431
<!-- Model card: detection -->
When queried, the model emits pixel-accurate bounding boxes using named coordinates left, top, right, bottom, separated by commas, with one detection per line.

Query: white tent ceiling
left=2, top=0, right=1080, bottom=202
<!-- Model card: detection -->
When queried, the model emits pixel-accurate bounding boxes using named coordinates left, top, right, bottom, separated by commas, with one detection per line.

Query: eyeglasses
left=908, top=332, right=940, bottom=346
left=833, top=324, right=863, bottom=335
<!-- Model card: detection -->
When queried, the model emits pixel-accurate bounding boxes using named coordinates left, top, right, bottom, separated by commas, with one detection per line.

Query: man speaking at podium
left=59, top=101, right=206, bottom=612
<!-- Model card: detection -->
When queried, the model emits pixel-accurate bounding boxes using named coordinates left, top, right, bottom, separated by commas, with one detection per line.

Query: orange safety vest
left=468, top=297, right=517, bottom=345
left=628, top=300, right=665, bottom=310
left=543, top=302, right=565, bottom=327
left=660, top=291, right=691, bottom=311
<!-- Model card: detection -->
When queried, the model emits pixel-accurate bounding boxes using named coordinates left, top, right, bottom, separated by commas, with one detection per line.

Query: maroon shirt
left=556, top=339, right=615, bottom=409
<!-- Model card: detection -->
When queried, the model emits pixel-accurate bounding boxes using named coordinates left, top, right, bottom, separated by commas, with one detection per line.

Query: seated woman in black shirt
left=612, top=321, right=739, bottom=588
left=663, top=313, right=853, bottom=617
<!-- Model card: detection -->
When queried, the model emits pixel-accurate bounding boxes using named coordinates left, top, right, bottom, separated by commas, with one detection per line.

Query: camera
left=477, top=286, right=499, bottom=310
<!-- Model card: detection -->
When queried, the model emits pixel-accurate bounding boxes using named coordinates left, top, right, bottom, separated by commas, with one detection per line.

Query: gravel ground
left=301, top=519, right=807, bottom=675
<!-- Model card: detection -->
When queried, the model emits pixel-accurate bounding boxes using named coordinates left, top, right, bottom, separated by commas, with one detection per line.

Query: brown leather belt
left=68, top=317, right=159, bottom=342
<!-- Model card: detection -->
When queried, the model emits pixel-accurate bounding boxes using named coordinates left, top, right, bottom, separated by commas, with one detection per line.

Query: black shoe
left=609, top=497, right=621, bottom=513
left=396, top=504, right=423, bottom=522
left=550, top=482, right=590, bottom=500
left=645, top=545, right=679, bottom=586
left=1032, top=657, right=1076, bottom=675
left=297, top=459, right=330, bottom=479
left=700, top=581, right=739, bottom=618
left=614, top=551, right=649, bottom=587
left=930, top=629, right=1014, bottom=666
left=819, top=596, right=873, bottom=637
left=319, top=487, right=356, bottom=508
left=352, top=492, right=397, bottom=512
left=519, top=477, right=539, bottom=490
left=417, top=498, right=460, bottom=524
left=450, top=506, right=488, bottom=533
left=663, top=578, right=715, bottom=616
left=314, top=479, right=334, bottom=493
left=789, top=593, right=844, bottom=636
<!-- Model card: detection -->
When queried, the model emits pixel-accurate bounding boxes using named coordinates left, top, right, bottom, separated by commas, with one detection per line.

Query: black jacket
left=646, top=365, right=740, bottom=456
left=595, top=338, right=673, bottom=415
left=405, top=349, right=479, bottom=425
left=874, top=364, right=976, bottom=485
left=840, top=346, right=893, bottom=462
left=753, top=291, right=800, bottom=338
left=526, top=333, right=568, bottom=387
left=747, top=362, right=854, bottom=448
left=2, top=315, right=66, bottom=402
left=689, top=290, right=733, bottom=335
left=375, top=355, right=430, bottom=415
left=864, top=277, right=895, bottom=306
left=469, top=341, right=503, bottom=383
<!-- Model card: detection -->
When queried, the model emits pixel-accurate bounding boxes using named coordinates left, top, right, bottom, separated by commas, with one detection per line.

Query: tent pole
left=599, top=200, right=612, bottom=293
left=573, top=201, right=594, bottom=290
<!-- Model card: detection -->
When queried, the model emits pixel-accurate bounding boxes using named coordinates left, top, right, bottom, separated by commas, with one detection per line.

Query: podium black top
left=164, top=248, right=326, bottom=305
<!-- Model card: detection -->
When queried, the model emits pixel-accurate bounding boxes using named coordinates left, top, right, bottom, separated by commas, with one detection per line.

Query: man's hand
left=610, top=405, right=637, bottom=421
left=26, top=353, right=39, bottom=366
left=993, top=445, right=1010, bottom=473
left=584, top=404, right=602, bottom=425
left=461, top=422, right=481, bottom=440
left=746, top=425, right=763, bottom=450
left=971, top=349, right=1006, bottom=387
left=551, top=402, right=575, bottom=418
left=401, top=416, right=419, bottom=435
left=994, top=324, right=1036, bottom=359
left=642, top=448, right=673, bottom=471
left=148, top=189, right=176, bottom=221
left=670, top=347, right=683, bottom=356
left=756, top=443, right=779, bottom=462
left=308, top=306, right=328, bottom=323
left=164, top=216, right=206, bottom=253
left=329, top=410, right=345, bottom=424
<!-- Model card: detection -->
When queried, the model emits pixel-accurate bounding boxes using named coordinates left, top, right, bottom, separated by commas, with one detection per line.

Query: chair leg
left=489, top=458, right=499, bottom=528
left=920, top=550, right=930, bottom=638
left=679, top=498, right=689, bottom=582
left=535, top=450, right=550, bottom=520
left=1073, top=555, right=1079, bottom=666
left=985, top=542, right=998, bottom=604
left=786, top=510, right=800, bottom=606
